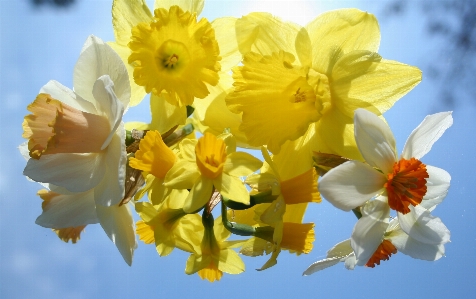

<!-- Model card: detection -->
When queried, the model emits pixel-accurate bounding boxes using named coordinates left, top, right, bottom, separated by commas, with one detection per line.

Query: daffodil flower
left=226, top=9, right=421, bottom=160
left=20, top=35, right=137, bottom=265
left=164, top=132, right=262, bottom=213
left=185, top=214, right=245, bottom=282
left=135, top=189, right=202, bottom=256
left=319, top=108, right=452, bottom=265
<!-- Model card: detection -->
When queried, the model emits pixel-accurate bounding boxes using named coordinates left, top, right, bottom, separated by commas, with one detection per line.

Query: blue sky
left=1, top=0, right=475, bottom=298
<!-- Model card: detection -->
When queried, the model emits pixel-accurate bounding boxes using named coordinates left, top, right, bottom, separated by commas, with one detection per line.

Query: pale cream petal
left=421, top=166, right=451, bottom=210
left=397, top=205, right=450, bottom=245
left=402, top=112, right=453, bottom=160
left=40, top=80, right=97, bottom=114
left=96, top=203, right=138, bottom=266
left=354, top=108, right=396, bottom=174
left=387, top=229, right=445, bottom=261
left=24, top=153, right=105, bottom=193
left=36, top=190, right=98, bottom=228
left=212, top=17, right=241, bottom=71
left=74, top=35, right=130, bottom=109
left=351, top=199, right=390, bottom=266
left=319, top=161, right=386, bottom=211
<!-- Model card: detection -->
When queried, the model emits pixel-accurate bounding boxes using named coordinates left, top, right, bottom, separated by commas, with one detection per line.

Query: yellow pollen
left=365, top=240, right=397, bottom=268
left=385, top=157, right=429, bottom=214
left=164, top=54, right=179, bottom=68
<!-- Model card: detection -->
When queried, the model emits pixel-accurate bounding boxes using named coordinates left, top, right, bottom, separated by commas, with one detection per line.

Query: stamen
left=365, top=240, right=397, bottom=268
left=195, top=133, right=227, bottom=179
left=385, top=157, right=429, bottom=214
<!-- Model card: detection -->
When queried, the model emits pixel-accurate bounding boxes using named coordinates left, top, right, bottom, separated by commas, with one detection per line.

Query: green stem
left=352, top=207, right=362, bottom=219
left=222, top=189, right=277, bottom=210
left=163, top=123, right=194, bottom=146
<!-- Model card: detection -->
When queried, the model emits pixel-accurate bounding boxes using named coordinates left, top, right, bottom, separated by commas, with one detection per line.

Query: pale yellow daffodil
left=225, top=9, right=421, bottom=165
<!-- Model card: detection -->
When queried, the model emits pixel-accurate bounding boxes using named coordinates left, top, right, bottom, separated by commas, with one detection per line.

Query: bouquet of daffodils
left=20, top=0, right=452, bottom=282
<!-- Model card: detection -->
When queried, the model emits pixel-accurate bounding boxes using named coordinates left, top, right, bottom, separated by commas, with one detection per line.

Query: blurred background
left=1, top=0, right=475, bottom=298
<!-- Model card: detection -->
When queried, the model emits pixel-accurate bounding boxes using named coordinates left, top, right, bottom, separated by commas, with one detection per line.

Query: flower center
left=308, top=69, right=331, bottom=116
left=385, top=157, right=429, bottom=214
left=128, top=6, right=221, bottom=106
left=365, top=240, right=397, bottom=267
left=195, top=133, right=227, bottom=179
left=23, top=93, right=110, bottom=159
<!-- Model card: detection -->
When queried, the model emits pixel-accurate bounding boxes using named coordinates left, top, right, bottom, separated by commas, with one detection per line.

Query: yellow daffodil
left=185, top=214, right=245, bottom=282
left=164, top=132, right=262, bottom=213
left=110, top=0, right=221, bottom=107
left=129, top=130, right=177, bottom=205
left=226, top=9, right=421, bottom=161
left=135, top=189, right=202, bottom=256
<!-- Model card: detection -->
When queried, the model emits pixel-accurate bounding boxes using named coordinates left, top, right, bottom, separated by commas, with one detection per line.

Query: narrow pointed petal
left=302, top=257, right=343, bottom=275
left=398, top=205, right=450, bottom=245
left=402, top=111, right=453, bottom=160
left=96, top=203, right=137, bottom=266
left=319, top=161, right=386, bottom=211
left=149, top=93, right=187, bottom=134
left=217, top=249, right=245, bottom=274
left=24, top=153, right=105, bottom=193
left=351, top=199, right=390, bottom=266
left=306, top=9, right=380, bottom=74
left=74, top=35, right=130, bottom=109
left=36, top=190, right=98, bottom=228
left=164, top=160, right=200, bottom=189
left=421, top=166, right=451, bottom=210
left=388, top=229, right=445, bottom=261
left=354, top=108, right=396, bottom=174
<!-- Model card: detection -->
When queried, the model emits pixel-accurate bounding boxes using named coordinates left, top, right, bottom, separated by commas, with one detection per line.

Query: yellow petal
left=332, top=51, right=422, bottom=115
left=215, top=173, right=250, bottom=205
left=197, top=262, right=223, bottom=282
left=112, top=0, right=153, bottom=46
left=223, top=152, right=262, bottom=177
left=149, top=93, right=187, bottom=133
left=135, top=202, right=158, bottom=223
left=281, top=168, right=321, bottom=204
left=239, top=237, right=271, bottom=256
left=212, top=17, right=242, bottom=71
left=154, top=0, right=204, bottom=15
left=235, top=12, right=301, bottom=58
left=306, top=8, right=380, bottom=74
left=217, top=249, right=245, bottom=274
left=283, top=203, right=308, bottom=223
left=184, top=177, right=214, bottom=213
left=164, top=160, right=199, bottom=189
left=226, top=51, right=320, bottom=154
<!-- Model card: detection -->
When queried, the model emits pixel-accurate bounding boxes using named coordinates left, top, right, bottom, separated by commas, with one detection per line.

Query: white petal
left=94, top=131, right=126, bottom=206
left=344, top=254, right=357, bottom=270
left=398, top=205, right=450, bottom=245
left=24, top=153, right=105, bottom=193
left=74, top=35, right=130, bottom=110
left=319, top=161, right=386, bottom=211
left=40, top=80, right=97, bottom=114
left=326, top=239, right=353, bottom=258
left=96, top=202, right=137, bottom=266
left=388, top=229, right=445, bottom=261
left=36, top=190, right=98, bottom=228
left=420, top=165, right=451, bottom=210
left=92, top=75, right=125, bottom=150
left=302, top=257, right=343, bottom=275
left=402, top=111, right=453, bottom=159
left=351, top=199, right=390, bottom=266
left=354, top=108, right=396, bottom=174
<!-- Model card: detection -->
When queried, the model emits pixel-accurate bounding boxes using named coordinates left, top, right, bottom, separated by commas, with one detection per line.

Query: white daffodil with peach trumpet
left=20, top=35, right=137, bottom=265
left=319, top=108, right=452, bottom=266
